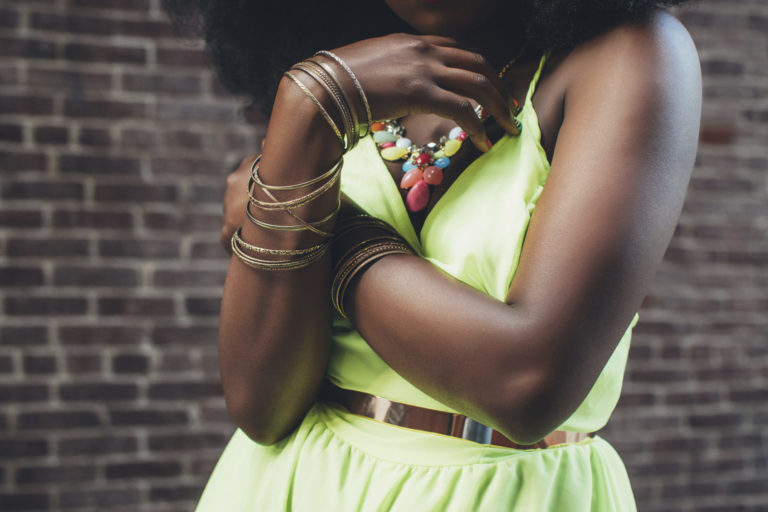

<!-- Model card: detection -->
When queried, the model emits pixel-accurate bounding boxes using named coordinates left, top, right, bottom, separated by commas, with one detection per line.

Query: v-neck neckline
left=368, top=135, right=499, bottom=251
left=360, top=51, right=550, bottom=253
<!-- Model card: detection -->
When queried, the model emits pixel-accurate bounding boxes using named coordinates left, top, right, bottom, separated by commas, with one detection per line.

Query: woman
left=165, top=0, right=701, bottom=510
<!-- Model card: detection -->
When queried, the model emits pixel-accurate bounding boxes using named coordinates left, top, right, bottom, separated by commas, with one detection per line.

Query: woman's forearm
left=344, top=253, right=641, bottom=445
left=218, top=77, right=344, bottom=444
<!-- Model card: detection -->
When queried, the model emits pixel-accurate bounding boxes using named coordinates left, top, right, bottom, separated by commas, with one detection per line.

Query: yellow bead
left=381, top=146, right=408, bottom=161
left=433, top=150, right=445, bottom=159
left=443, top=139, right=462, bottom=157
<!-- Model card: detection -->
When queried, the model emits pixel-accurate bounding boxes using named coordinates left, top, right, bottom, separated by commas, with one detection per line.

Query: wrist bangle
left=283, top=70, right=346, bottom=150
left=315, top=50, right=372, bottom=139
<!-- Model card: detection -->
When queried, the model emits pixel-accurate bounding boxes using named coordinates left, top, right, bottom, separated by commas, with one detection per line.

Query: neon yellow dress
left=196, top=54, right=639, bottom=511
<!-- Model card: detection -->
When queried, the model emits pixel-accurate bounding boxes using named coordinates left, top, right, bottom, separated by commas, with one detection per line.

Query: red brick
left=99, top=239, right=179, bottom=258
left=63, top=42, right=146, bottom=64
left=191, top=241, right=226, bottom=259
left=17, top=411, right=101, bottom=430
left=148, top=432, right=230, bottom=452
left=16, top=465, right=96, bottom=485
left=52, top=209, right=133, bottom=230
left=112, top=354, right=149, bottom=374
left=78, top=127, right=111, bottom=146
left=143, top=211, right=220, bottom=231
left=58, top=435, right=139, bottom=456
left=2, top=181, right=84, bottom=200
left=0, top=123, right=23, bottom=141
left=0, top=267, right=44, bottom=287
left=7, top=238, right=89, bottom=257
left=156, top=47, right=210, bottom=67
left=0, top=210, right=43, bottom=228
left=98, top=297, right=175, bottom=316
left=7, top=143, right=49, bottom=164
left=184, top=297, right=221, bottom=316
left=59, top=154, right=141, bottom=175
left=0, top=37, right=56, bottom=59
left=64, top=98, right=147, bottom=119
left=5, top=297, right=87, bottom=316
left=109, top=408, right=188, bottom=426
left=153, top=269, right=226, bottom=287
left=30, top=12, right=116, bottom=35
left=22, top=355, right=57, bottom=374
left=152, top=326, right=217, bottom=346
left=123, top=72, right=203, bottom=94
left=149, top=485, right=202, bottom=502
left=0, top=439, right=48, bottom=458
left=27, top=68, right=112, bottom=90
left=0, top=327, right=47, bottom=346
left=53, top=267, right=139, bottom=287
left=0, top=8, right=19, bottom=28
left=59, top=488, right=141, bottom=509
left=0, top=384, right=48, bottom=402
left=0, top=95, right=53, bottom=115
left=0, top=493, right=50, bottom=511
left=69, top=0, right=149, bottom=10
left=95, top=183, right=177, bottom=202
left=59, top=325, right=142, bottom=345
left=33, top=126, right=68, bottom=145
left=106, top=461, right=181, bottom=480
left=64, top=354, right=102, bottom=374
left=119, top=18, right=175, bottom=38
left=59, top=383, right=138, bottom=402
left=147, top=381, right=221, bottom=400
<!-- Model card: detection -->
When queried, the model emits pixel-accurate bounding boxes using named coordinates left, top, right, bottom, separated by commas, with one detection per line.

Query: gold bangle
left=245, top=200, right=339, bottom=238
left=307, top=56, right=362, bottom=147
left=282, top=70, right=346, bottom=150
left=331, top=241, right=414, bottom=318
left=232, top=227, right=327, bottom=256
left=249, top=160, right=341, bottom=211
left=333, top=215, right=400, bottom=242
left=292, top=61, right=357, bottom=150
left=231, top=232, right=329, bottom=271
left=315, top=50, right=372, bottom=138
left=247, top=154, right=342, bottom=192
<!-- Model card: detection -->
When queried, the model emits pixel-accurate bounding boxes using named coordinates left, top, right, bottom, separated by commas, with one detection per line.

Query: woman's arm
left=343, top=14, right=702, bottom=444
left=218, top=34, right=521, bottom=444
left=218, top=76, right=344, bottom=445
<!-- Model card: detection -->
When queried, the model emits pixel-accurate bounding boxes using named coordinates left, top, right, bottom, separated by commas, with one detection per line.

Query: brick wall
left=0, top=0, right=765, bottom=511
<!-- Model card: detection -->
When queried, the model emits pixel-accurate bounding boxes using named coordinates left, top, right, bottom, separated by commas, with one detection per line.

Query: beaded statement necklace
left=371, top=120, right=466, bottom=212
left=372, top=51, right=526, bottom=213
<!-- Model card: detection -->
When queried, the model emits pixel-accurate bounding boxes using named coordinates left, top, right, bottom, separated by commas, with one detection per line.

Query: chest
left=376, top=63, right=563, bottom=238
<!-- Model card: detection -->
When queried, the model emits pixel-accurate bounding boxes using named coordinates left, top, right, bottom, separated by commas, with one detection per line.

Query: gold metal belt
left=319, top=381, right=593, bottom=450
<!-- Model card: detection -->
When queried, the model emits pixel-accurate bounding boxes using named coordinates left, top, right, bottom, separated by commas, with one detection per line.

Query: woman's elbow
left=492, top=366, right=574, bottom=445
left=224, top=389, right=296, bottom=445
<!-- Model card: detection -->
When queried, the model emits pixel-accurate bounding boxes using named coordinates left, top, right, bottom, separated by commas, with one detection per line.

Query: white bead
left=448, top=126, right=463, bottom=140
left=396, top=137, right=412, bottom=149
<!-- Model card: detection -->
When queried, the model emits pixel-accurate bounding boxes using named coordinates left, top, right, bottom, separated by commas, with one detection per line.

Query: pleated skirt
left=195, top=403, right=636, bottom=511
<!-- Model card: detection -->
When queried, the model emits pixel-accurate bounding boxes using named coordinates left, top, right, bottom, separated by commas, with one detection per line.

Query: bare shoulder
left=566, top=10, right=701, bottom=101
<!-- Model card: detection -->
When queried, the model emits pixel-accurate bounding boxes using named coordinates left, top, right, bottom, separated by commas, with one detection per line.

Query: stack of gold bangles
left=232, top=51, right=415, bottom=318
left=330, top=214, right=414, bottom=319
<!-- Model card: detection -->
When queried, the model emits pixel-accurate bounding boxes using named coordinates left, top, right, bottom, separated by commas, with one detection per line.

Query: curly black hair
left=162, top=0, right=691, bottom=116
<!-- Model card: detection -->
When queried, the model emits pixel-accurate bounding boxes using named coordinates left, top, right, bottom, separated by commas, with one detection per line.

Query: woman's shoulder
left=561, top=10, right=700, bottom=94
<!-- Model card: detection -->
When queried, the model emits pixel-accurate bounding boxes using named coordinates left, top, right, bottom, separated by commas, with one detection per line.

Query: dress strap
left=523, top=50, right=551, bottom=106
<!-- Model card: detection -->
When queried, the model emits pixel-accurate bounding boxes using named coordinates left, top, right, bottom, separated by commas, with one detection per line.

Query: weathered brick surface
left=0, top=1, right=765, bottom=511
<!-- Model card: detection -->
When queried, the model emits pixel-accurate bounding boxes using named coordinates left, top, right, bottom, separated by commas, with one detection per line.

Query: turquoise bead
left=402, top=161, right=417, bottom=172
left=434, top=157, right=450, bottom=168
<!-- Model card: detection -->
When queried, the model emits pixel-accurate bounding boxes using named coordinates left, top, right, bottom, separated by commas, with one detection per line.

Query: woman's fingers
left=434, top=68, right=519, bottom=136
left=435, top=47, right=521, bottom=135
left=427, top=90, right=490, bottom=152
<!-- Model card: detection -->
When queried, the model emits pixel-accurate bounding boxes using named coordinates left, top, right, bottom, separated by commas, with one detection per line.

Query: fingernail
left=486, top=138, right=493, bottom=149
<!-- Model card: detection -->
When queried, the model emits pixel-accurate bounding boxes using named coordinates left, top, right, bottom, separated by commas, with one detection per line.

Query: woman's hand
left=220, top=154, right=258, bottom=251
left=326, top=33, right=521, bottom=152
